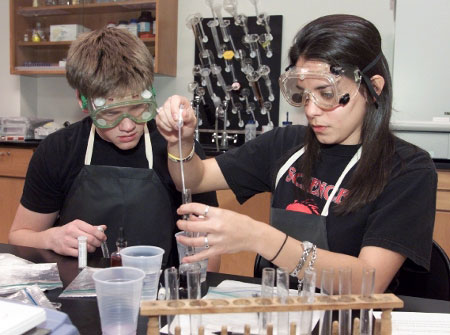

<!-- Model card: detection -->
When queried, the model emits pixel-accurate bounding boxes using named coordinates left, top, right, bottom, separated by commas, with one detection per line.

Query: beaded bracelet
left=168, top=143, right=195, bottom=163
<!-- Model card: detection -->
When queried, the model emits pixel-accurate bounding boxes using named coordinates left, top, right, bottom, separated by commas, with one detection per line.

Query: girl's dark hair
left=288, top=14, right=395, bottom=215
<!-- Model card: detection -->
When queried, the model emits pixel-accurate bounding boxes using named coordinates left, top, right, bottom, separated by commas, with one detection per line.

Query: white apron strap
left=275, top=147, right=306, bottom=189
left=321, top=146, right=362, bottom=216
left=84, top=123, right=153, bottom=169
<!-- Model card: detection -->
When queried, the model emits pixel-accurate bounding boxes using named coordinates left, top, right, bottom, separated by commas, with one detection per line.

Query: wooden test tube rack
left=141, top=293, right=404, bottom=335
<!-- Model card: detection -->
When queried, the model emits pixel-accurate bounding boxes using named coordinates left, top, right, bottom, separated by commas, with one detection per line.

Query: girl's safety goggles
left=85, top=88, right=158, bottom=129
left=279, top=63, right=362, bottom=110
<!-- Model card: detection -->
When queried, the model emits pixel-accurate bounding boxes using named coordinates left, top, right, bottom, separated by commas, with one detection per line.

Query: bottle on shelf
left=128, top=18, right=138, bottom=37
left=137, top=11, right=154, bottom=38
left=110, top=227, right=127, bottom=267
left=117, top=20, right=129, bottom=31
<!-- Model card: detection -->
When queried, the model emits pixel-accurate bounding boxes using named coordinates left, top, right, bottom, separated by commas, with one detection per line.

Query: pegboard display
left=187, top=14, right=283, bottom=151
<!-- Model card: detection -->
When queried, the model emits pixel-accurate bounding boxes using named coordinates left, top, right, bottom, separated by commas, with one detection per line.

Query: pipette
left=97, top=226, right=110, bottom=258
left=178, top=106, right=196, bottom=256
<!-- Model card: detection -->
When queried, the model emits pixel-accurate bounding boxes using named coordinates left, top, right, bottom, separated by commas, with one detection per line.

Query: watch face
left=303, top=241, right=313, bottom=250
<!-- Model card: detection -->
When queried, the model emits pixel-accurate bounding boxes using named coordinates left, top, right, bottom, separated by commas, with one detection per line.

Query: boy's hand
left=156, top=95, right=197, bottom=144
left=48, top=220, right=107, bottom=257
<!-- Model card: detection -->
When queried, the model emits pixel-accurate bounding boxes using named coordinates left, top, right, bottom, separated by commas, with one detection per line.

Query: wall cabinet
left=10, top=0, right=178, bottom=76
left=0, top=146, right=35, bottom=243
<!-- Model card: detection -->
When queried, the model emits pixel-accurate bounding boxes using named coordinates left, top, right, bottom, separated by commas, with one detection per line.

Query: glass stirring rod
left=178, top=105, right=196, bottom=256
left=97, top=226, right=110, bottom=258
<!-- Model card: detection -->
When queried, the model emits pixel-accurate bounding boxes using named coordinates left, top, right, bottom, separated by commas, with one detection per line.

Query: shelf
left=11, top=0, right=178, bottom=76
left=17, top=0, right=156, bottom=17
left=17, top=37, right=155, bottom=47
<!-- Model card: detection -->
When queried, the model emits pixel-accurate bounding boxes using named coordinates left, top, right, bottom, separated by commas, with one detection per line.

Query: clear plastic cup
left=175, top=231, right=208, bottom=282
left=120, top=246, right=165, bottom=301
left=93, top=266, right=145, bottom=335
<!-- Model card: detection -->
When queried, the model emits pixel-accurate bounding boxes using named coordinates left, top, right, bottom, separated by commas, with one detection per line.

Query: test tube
left=259, top=267, right=275, bottom=335
left=187, top=265, right=202, bottom=335
left=257, top=13, right=271, bottom=35
left=200, top=67, right=215, bottom=97
left=234, top=102, right=244, bottom=127
left=257, top=65, right=275, bottom=101
left=96, top=226, right=110, bottom=259
left=246, top=71, right=263, bottom=107
left=319, top=268, right=334, bottom=335
left=259, top=33, right=273, bottom=58
left=360, top=268, right=375, bottom=335
left=186, top=14, right=207, bottom=54
left=164, top=267, right=180, bottom=335
left=207, top=19, right=224, bottom=58
left=299, top=269, right=316, bottom=335
left=240, top=58, right=254, bottom=75
left=223, top=50, right=240, bottom=90
left=261, top=101, right=273, bottom=127
left=276, top=267, right=290, bottom=335
left=338, top=268, right=352, bottom=335
left=211, top=64, right=231, bottom=100
left=78, top=236, right=87, bottom=269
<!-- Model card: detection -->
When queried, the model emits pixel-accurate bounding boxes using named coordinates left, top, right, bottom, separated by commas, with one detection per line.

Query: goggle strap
left=80, top=95, right=88, bottom=110
left=361, top=53, right=383, bottom=109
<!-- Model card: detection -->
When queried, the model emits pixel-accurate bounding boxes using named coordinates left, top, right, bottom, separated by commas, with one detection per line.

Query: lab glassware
left=164, top=267, right=180, bottom=335
left=187, top=265, right=202, bottom=335
left=360, top=267, right=375, bottom=335
left=338, top=267, right=352, bottom=335
left=259, top=267, right=275, bottom=335
left=276, top=267, right=289, bottom=335
left=175, top=231, right=208, bottom=282
left=319, top=268, right=334, bottom=335
left=299, top=269, right=316, bottom=335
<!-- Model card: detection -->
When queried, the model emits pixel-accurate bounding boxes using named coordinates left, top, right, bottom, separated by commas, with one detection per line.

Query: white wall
left=0, top=1, right=21, bottom=117
left=3, top=0, right=395, bottom=125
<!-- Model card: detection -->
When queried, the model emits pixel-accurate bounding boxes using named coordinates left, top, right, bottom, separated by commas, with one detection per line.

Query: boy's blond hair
left=66, top=27, right=154, bottom=99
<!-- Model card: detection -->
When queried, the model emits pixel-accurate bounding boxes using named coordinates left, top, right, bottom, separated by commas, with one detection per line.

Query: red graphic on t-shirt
left=286, top=199, right=320, bottom=215
left=284, top=166, right=349, bottom=205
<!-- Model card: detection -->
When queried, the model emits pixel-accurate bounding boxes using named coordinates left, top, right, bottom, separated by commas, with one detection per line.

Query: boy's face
left=95, top=104, right=146, bottom=150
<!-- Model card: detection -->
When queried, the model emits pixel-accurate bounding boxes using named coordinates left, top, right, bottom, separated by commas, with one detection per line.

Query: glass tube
left=276, top=268, right=289, bottom=335
left=164, top=267, right=180, bottom=335
left=207, top=19, right=224, bottom=58
left=259, top=267, right=275, bottom=335
left=319, top=268, right=334, bottom=335
left=360, top=268, right=375, bottom=335
left=187, top=267, right=202, bottom=335
left=338, top=268, right=352, bottom=335
left=299, top=269, right=316, bottom=335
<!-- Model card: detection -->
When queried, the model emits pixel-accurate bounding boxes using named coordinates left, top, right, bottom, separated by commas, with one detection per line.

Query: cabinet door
left=0, top=177, right=25, bottom=243
left=434, top=211, right=450, bottom=258
left=217, top=191, right=271, bottom=277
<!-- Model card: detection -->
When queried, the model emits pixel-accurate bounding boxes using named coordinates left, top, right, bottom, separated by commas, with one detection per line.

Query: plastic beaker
left=175, top=231, right=208, bottom=282
left=120, top=245, right=165, bottom=300
left=93, top=266, right=145, bottom=335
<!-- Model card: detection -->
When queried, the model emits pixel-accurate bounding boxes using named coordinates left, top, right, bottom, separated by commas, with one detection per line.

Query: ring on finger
left=203, top=206, right=210, bottom=217
left=204, top=235, right=209, bottom=249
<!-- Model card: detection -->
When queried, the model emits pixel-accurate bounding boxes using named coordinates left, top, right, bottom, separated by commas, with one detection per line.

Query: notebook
left=0, top=299, right=46, bottom=335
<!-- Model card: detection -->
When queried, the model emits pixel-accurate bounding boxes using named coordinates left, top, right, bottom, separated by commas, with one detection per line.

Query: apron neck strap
left=85, top=123, right=153, bottom=169
left=321, top=146, right=361, bottom=216
left=275, top=147, right=305, bottom=188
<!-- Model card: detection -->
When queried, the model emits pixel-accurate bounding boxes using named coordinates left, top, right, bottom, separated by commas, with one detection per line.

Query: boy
left=8, top=28, right=218, bottom=268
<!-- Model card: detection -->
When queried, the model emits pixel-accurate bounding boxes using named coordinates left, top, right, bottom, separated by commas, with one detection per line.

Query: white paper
left=373, top=311, right=450, bottom=334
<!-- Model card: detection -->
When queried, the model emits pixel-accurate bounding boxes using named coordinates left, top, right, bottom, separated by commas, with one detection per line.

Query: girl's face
left=296, top=58, right=367, bottom=145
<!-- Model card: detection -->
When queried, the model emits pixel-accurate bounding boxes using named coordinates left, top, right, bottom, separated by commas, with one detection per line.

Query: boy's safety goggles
left=279, top=63, right=362, bottom=110
left=84, top=88, right=158, bottom=129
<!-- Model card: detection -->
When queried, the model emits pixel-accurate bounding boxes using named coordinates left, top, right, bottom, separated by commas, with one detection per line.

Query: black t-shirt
left=21, top=117, right=218, bottom=214
left=216, top=125, right=437, bottom=272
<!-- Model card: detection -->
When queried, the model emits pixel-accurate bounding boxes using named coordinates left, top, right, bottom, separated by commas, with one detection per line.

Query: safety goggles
left=86, top=88, right=158, bottom=129
left=279, top=63, right=362, bottom=110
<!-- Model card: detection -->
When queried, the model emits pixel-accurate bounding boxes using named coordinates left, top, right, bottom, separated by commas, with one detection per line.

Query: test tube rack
left=141, top=293, right=404, bottom=335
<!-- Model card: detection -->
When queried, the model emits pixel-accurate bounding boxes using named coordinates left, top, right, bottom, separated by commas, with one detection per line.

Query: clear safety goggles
left=86, top=88, right=158, bottom=129
left=279, top=63, right=362, bottom=110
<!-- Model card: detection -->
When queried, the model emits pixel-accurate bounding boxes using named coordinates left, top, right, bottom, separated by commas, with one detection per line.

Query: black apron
left=58, top=124, right=177, bottom=268
left=254, top=146, right=361, bottom=277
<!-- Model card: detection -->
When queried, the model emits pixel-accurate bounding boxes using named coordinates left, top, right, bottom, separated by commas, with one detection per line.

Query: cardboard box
left=50, top=24, right=90, bottom=42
